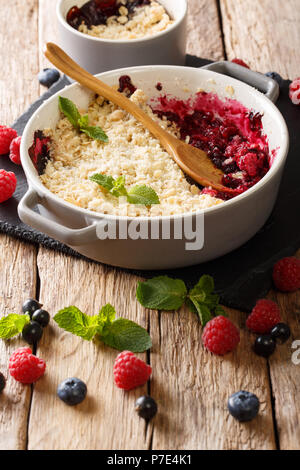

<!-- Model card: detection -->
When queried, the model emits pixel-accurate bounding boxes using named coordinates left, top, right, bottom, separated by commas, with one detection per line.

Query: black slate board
left=1, top=55, right=300, bottom=312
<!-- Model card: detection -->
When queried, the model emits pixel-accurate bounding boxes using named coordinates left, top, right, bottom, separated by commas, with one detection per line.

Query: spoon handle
left=45, top=43, right=173, bottom=148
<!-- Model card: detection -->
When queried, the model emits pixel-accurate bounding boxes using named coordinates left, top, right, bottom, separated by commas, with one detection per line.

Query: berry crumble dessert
left=66, top=0, right=174, bottom=40
left=30, top=75, right=272, bottom=217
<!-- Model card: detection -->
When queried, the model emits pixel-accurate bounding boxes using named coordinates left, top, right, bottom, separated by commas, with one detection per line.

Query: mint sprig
left=0, top=313, right=30, bottom=339
left=90, top=173, right=160, bottom=206
left=54, top=303, right=151, bottom=352
left=58, top=96, right=108, bottom=143
left=136, top=275, right=225, bottom=326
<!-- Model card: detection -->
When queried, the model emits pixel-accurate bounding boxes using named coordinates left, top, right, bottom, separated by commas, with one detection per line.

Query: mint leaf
left=98, top=303, right=116, bottom=333
left=80, top=125, right=108, bottom=142
left=127, top=185, right=160, bottom=205
left=89, top=173, right=115, bottom=192
left=0, top=314, right=30, bottom=339
left=59, top=96, right=81, bottom=128
left=100, top=318, right=152, bottom=352
left=215, top=304, right=227, bottom=316
left=111, top=176, right=128, bottom=197
left=137, top=276, right=187, bottom=310
left=78, top=114, right=89, bottom=128
left=54, top=306, right=98, bottom=341
left=188, top=299, right=212, bottom=326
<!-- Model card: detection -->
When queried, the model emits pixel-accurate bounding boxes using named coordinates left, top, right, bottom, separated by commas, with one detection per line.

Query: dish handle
left=18, top=188, right=99, bottom=246
left=201, top=61, right=280, bottom=103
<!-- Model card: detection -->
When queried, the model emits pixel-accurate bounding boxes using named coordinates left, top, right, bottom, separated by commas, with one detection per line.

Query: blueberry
left=270, top=323, right=291, bottom=344
left=265, top=72, right=284, bottom=87
left=0, top=372, right=6, bottom=393
left=22, top=321, right=43, bottom=344
left=228, top=391, right=260, bottom=422
left=38, top=68, right=60, bottom=88
left=57, top=378, right=87, bottom=406
left=254, top=335, right=276, bottom=358
left=22, top=298, right=41, bottom=316
left=32, top=309, right=50, bottom=328
left=135, top=396, right=158, bottom=421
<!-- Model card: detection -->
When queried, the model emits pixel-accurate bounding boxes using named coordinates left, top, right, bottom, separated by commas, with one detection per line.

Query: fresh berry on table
left=272, top=257, right=300, bottom=292
left=253, top=335, right=276, bottom=358
left=289, top=77, right=300, bottom=105
left=0, top=169, right=17, bottom=203
left=135, top=395, right=158, bottom=421
left=0, top=125, right=18, bottom=155
left=228, top=391, right=260, bottom=422
left=32, top=309, right=50, bottom=327
left=57, top=377, right=87, bottom=406
left=113, top=351, right=152, bottom=390
left=22, top=321, right=43, bottom=345
left=202, top=316, right=240, bottom=356
left=231, top=58, right=250, bottom=68
left=22, top=298, right=42, bottom=316
left=246, top=299, right=281, bottom=334
left=0, top=372, right=6, bottom=393
left=270, top=323, right=291, bottom=344
left=265, top=71, right=284, bottom=87
left=38, top=68, right=60, bottom=88
left=9, top=347, right=46, bottom=384
left=9, top=136, right=22, bottom=165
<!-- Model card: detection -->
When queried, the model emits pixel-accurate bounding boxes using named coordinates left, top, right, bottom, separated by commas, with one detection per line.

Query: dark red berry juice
left=150, top=90, right=272, bottom=199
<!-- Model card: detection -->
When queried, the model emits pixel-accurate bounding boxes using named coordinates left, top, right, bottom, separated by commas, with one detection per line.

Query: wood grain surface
left=0, top=0, right=300, bottom=450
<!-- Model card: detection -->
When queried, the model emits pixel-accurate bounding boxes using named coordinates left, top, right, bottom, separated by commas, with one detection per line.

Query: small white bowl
left=56, top=0, right=188, bottom=75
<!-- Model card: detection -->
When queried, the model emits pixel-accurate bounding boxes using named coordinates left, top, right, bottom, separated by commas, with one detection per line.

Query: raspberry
left=231, top=58, right=250, bottom=69
left=0, top=126, right=18, bottom=155
left=113, top=351, right=152, bottom=390
left=272, top=257, right=300, bottom=292
left=246, top=299, right=281, bottom=334
left=9, top=347, right=46, bottom=384
left=289, top=78, right=300, bottom=105
left=202, top=316, right=240, bottom=355
left=0, top=169, right=17, bottom=203
left=9, top=136, right=22, bottom=165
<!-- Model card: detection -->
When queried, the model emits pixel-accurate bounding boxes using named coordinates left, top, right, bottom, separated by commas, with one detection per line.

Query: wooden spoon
left=45, top=42, right=233, bottom=193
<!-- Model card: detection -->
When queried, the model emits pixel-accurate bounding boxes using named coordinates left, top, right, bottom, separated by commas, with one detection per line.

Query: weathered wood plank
left=0, top=0, right=39, bottom=450
left=27, top=249, right=151, bottom=450
left=0, top=236, right=37, bottom=450
left=38, top=0, right=59, bottom=74
left=186, top=0, right=224, bottom=60
left=220, top=0, right=300, bottom=79
left=150, top=306, right=276, bottom=450
left=268, top=251, right=300, bottom=450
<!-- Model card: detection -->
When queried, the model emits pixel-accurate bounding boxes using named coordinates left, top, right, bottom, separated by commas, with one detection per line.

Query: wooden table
left=1, top=0, right=300, bottom=451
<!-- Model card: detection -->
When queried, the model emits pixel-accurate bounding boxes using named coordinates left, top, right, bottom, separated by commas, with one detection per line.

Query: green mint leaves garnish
left=58, top=96, right=108, bottom=143
left=54, top=303, right=151, bottom=352
left=0, top=313, right=30, bottom=339
left=136, top=275, right=225, bottom=326
left=136, top=276, right=187, bottom=310
left=90, top=173, right=160, bottom=205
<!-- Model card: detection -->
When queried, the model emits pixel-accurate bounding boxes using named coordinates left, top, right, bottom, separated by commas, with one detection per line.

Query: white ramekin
left=56, top=0, right=188, bottom=75
left=18, top=64, right=289, bottom=270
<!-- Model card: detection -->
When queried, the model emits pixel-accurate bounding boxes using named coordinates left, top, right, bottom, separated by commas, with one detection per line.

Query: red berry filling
left=28, top=131, right=51, bottom=175
left=150, top=90, right=271, bottom=199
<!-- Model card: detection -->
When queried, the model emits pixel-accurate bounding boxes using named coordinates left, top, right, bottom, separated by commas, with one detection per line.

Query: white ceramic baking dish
left=18, top=63, right=289, bottom=270
left=57, top=0, right=187, bottom=74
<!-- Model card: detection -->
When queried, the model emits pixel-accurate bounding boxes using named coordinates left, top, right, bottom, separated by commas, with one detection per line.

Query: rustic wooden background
left=0, top=0, right=300, bottom=450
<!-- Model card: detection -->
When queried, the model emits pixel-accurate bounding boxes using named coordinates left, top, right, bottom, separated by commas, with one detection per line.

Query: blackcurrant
left=22, top=321, right=43, bottom=344
left=0, top=372, right=6, bottom=393
left=254, top=335, right=276, bottom=358
left=135, top=395, right=158, bottom=421
left=22, top=299, right=41, bottom=316
left=270, top=323, right=291, bottom=344
left=32, top=309, right=50, bottom=328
